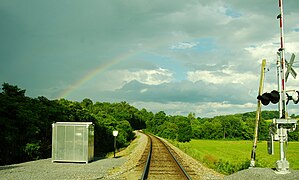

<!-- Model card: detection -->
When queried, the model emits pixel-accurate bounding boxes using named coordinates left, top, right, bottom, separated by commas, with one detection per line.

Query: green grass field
left=171, top=140, right=299, bottom=174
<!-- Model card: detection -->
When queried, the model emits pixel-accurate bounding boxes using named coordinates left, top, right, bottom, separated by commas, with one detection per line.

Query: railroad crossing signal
left=257, top=89, right=299, bottom=105
left=254, top=0, right=299, bottom=174
left=285, top=53, right=297, bottom=82
left=257, top=90, right=280, bottom=106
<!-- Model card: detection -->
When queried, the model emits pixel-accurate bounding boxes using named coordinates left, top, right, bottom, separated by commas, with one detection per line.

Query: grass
left=170, top=139, right=299, bottom=174
left=107, top=131, right=141, bottom=158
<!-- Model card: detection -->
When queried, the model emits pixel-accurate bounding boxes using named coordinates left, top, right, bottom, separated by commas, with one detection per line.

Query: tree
left=175, top=116, right=192, bottom=142
left=1, top=82, right=26, bottom=97
left=158, top=121, right=178, bottom=140
left=81, top=98, right=93, bottom=110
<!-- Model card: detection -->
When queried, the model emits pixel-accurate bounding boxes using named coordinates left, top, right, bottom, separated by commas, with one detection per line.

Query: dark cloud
left=100, top=80, right=255, bottom=105
left=0, top=0, right=298, bottom=116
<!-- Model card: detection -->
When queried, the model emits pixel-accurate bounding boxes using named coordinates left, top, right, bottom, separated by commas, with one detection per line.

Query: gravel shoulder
left=0, top=157, right=126, bottom=180
left=224, top=167, right=299, bottom=180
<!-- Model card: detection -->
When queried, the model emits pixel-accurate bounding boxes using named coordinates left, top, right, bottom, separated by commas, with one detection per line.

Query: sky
left=1, top=0, right=299, bottom=117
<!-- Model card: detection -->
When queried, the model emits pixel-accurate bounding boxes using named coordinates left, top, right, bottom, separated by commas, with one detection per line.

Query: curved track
left=140, top=133, right=192, bottom=180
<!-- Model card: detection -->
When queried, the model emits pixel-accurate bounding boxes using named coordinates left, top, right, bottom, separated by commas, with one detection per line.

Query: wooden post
left=250, top=59, right=266, bottom=167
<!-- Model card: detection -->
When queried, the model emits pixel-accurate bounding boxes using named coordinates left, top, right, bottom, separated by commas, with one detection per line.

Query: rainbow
left=57, top=51, right=135, bottom=99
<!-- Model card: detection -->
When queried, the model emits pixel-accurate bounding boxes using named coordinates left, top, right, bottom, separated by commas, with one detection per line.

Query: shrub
left=24, top=141, right=41, bottom=160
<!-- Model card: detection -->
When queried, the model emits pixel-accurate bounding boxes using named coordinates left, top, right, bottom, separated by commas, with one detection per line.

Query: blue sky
left=1, top=0, right=299, bottom=117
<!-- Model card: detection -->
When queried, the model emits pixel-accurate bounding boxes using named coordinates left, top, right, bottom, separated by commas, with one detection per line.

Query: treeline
left=145, top=111, right=192, bottom=142
left=0, top=83, right=148, bottom=165
left=145, top=110, right=299, bottom=142
left=196, top=111, right=299, bottom=140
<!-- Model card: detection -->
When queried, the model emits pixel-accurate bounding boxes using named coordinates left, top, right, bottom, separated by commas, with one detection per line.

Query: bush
left=24, top=141, right=41, bottom=160
left=201, top=154, right=250, bottom=175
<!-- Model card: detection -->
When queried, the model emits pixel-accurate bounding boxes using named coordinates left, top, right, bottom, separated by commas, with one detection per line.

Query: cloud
left=187, top=67, right=258, bottom=85
left=170, top=42, right=197, bottom=50
left=111, top=68, right=174, bottom=86
left=131, top=101, right=256, bottom=118
left=100, top=78, right=257, bottom=107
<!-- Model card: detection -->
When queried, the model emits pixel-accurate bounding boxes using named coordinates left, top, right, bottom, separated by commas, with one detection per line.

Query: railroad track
left=140, top=133, right=192, bottom=180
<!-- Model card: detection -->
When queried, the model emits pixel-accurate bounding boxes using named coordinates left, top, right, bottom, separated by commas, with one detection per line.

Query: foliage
left=201, top=154, right=250, bottom=175
left=187, top=111, right=297, bottom=141
left=147, top=112, right=193, bottom=142
left=144, top=105, right=299, bottom=143
left=0, top=83, right=148, bottom=165
left=24, top=141, right=41, bottom=160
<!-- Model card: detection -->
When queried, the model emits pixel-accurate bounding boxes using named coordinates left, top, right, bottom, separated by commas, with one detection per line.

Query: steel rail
left=140, top=134, right=152, bottom=180
left=140, top=134, right=191, bottom=180
left=157, top=137, right=192, bottom=180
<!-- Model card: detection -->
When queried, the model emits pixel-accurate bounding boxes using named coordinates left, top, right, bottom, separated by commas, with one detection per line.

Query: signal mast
left=270, top=0, right=297, bottom=174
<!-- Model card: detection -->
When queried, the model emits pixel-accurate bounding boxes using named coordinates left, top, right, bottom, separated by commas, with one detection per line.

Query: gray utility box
left=52, top=122, right=94, bottom=163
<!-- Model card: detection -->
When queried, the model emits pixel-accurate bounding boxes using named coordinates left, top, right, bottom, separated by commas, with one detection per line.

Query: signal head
left=257, top=90, right=280, bottom=106
left=270, top=90, right=280, bottom=104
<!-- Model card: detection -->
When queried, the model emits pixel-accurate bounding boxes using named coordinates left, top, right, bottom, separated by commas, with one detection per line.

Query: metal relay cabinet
left=52, top=122, right=94, bottom=163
